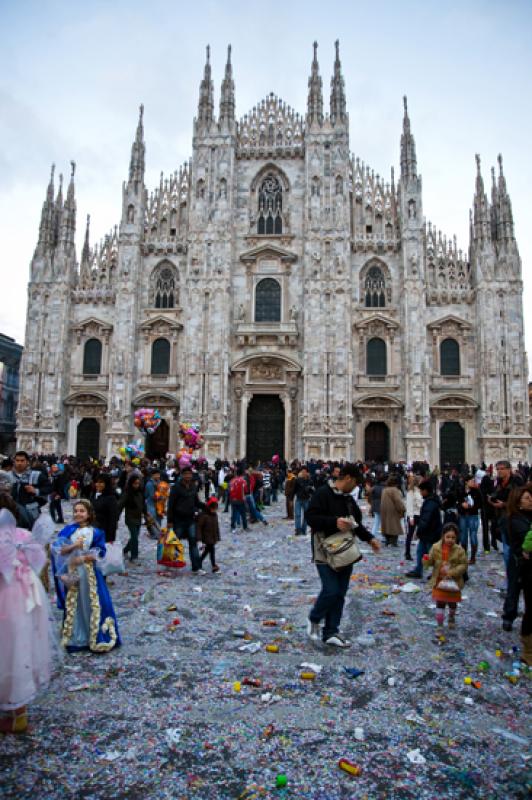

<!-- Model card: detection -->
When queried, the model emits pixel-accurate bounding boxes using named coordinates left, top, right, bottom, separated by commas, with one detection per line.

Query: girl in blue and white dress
left=52, top=499, right=120, bottom=653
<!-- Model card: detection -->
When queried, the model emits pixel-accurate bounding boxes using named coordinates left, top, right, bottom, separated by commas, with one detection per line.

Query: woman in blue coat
left=52, top=499, right=120, bottom=653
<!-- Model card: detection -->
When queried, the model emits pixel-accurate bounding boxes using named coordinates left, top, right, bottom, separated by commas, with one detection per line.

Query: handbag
left=437, top=577, right=460, bottom=593
left=317, top=530, right=362, bottom=571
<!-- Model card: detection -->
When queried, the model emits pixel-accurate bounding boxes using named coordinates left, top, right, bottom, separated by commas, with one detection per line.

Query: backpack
left=229, top=477, right=246, bottom=503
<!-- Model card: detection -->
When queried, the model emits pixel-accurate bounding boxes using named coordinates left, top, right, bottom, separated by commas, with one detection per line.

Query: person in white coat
left=405, top=474, right=423, bottom=561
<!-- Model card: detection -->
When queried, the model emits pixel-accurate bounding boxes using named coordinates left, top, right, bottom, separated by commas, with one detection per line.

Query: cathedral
left=16, top=43, right=531, bottom=465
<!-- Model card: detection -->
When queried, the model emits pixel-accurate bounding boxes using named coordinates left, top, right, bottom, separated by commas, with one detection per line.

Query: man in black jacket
left=306, top=464, right=380, bottom=648
left=167, top=467, right=206, bottom=574
left=405, top=479, right=442, bottom=578
left=11, top=450, right=51, bottom=529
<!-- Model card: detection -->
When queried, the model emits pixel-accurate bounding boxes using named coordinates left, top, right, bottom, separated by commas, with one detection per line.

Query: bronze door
left=364, top=422, right=390, bottom=462
left=76, top=418, right=100, bottom=461
left=439, top=421, right=465, bottom=468
left=246, top=395, right=284, bottom=464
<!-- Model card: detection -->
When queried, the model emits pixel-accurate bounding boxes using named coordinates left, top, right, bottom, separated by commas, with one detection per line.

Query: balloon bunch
left=177, top=422, right=204, bottom=469
left=134, top=408, right=161, bottom=435
left=119, top=439, right=145, bottom=461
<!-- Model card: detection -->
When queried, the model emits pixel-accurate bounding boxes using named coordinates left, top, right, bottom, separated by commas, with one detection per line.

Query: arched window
left=83, top=338, right=102, bottom=375
left=151, top=338, right=170, bottom=375
left=365, top=266, right=386, bottom=308
left=255, top=278, right=281, bottom=322
left=152, top=263, right=178, bottom=308
left=440, top=338, right=460, bottom=376
left=335, top=175, right=343, bottom=195
left=257, top=174, right=283, bottom=235
left=196, top=179, right=205, bottom=200
left=366, top=337, right=387, bottom=376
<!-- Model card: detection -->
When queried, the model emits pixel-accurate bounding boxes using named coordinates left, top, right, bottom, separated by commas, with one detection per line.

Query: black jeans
left=310, top=562, right=353, bottom=641
left=521, top=561, right=532, bottom=636
left=405, top=516, right=419, bottom=557
left=200, top=543, right=216, bottom=568
left=503, top=553, right=521, bottom=625
left=49, top=498, right=64, bottom=523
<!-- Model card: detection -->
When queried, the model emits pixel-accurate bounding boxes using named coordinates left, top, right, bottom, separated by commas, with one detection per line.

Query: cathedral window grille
left=83, top=338, right=102, bottom=375
left=366, top=337, right=387, bottom=376
left=196, top=179, right=205, bottom=200
left=335, top=175, right=343, bottom=195
left=364, top=266, right=386, bottom=307
left=311, top=176, right=320, bottom=197
left=151, top=338, right=170, bottom=375
left=255, top=278, right=281, bottom=322
left=440, top=338, right=460, bottom=376
left=257, top=174, right=283, bottom=235
left=153, top=264, right=178, bottom=309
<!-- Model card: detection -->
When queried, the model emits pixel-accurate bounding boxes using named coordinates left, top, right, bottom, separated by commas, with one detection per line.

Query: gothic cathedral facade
left=17, top=44, right=531, bottom=465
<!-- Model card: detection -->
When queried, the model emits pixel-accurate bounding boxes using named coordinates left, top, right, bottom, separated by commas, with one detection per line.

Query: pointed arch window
left=440, top=338, right=460, bottom=376
left=365, top=266, right=386, bottom=307
left=255, top=278, right=281, bottom=322
left=152, top=263, right=178, bottom=309
left=151, top=338, right=170, bottom=375
left=366, top=337, right=387, bottom=376
left=83, top=338, right=102, bottom=375
left=257, top=174, right=283, bottom=235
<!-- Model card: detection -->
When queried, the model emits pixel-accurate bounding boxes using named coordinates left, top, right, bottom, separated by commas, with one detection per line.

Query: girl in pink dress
left=0, top=499, right=55, bottom=733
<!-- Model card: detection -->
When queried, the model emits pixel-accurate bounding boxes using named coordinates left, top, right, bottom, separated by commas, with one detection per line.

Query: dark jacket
left=11, top=468, right=52, bottom=529
left=118, top=487, right=146, bottom=526
left=294, top=476, right=314, bottom=502
left=456, top=486, right=482, bottom=517
left=416, top=493, right=443, bottom=543
left=306, top=483, right=374, bottom=541
left=508, top=510, right=532, bottom=559
left=370, top=482, right=384, bottom=514
left=92, top=491, right=118, bottom=542
left=167, top=479, right=205, bottom=525
left=196, top=511, right=220, bottom=545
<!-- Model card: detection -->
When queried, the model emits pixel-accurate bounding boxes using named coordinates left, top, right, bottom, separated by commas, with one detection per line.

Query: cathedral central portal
left=246, top=394, right=284, bottom=464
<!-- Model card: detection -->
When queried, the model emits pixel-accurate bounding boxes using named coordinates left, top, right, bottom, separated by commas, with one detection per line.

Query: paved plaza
left=0, top=498, right=530, bottom=799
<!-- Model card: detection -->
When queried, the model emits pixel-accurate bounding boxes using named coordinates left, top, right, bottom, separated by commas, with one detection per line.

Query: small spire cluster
left=145, top=164, right=190, bottom=242
left=471, top=153, right=515, bottom=253
left=196, top=45, right=235, bottom=131
left=306, top=40, right=347, bottom=126
left=33, top=160, right=77, bottom=265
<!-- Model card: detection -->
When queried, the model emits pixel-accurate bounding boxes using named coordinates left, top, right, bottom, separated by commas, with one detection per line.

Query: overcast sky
left=1, top=0, right=530, bottom=354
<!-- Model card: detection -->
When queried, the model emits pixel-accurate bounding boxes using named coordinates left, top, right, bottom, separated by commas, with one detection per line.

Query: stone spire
left=219, top=44, right=235, bottom=128
left=81, top=213, right=91, bottom=265
left=400, top=96, right=417, bottom=180
left=128, top=104, right=145, bottom=187
left=59, top=161, right=77, bottom=252
left=307, top=41, right=323, bottom=126
left=330, top=40, right=346, bottom=124
left=35, top=164, right=55, bottom=256
left=197, top=45, right=214, bottom=128
left=472, top=154, right=491, bottom=245
left=495, top=153, right=515, bottom=244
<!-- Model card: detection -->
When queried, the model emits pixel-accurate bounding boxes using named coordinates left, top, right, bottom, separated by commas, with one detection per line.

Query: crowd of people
left=0, top=448, right=530, bottom=733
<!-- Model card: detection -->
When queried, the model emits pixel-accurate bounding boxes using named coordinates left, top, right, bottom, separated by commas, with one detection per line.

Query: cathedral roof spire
left=128, top=104, right=145, bottom=187
left=197, top=44, right=214, bottom=128
left=307, top=41, right=323, bottom=126
left=60, top=160, right=77, bottom=251
left=219, top=44, right=235, bottom=128
left=472, top=154, right=491, bottom=247
left=330, top=39, right=346, bottom=124
left=80, top=213, right=92, bottom=284
left=400, top=96, right=417, bottom=180
left=34, top=164, right=56, bottom=258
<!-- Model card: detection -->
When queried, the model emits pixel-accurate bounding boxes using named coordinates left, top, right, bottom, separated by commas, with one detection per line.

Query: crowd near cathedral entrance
left=15, top=42, right=530, bottom=465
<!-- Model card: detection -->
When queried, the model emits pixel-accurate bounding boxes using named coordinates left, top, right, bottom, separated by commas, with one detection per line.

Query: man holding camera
left=11, top=450, right=51, bottom=529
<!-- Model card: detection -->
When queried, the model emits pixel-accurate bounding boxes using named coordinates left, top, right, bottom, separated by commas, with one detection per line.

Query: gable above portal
left=236, top=93, right=305, bottom=159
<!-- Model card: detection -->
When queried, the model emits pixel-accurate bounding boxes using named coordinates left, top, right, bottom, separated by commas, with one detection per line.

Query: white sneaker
left=306, top=619, right=321, bottom=641
left=324, top=634, right=351, bottom=648
left=231, top=529, right=237, bottom=534
left=191, top=569, right=207, bottom=576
